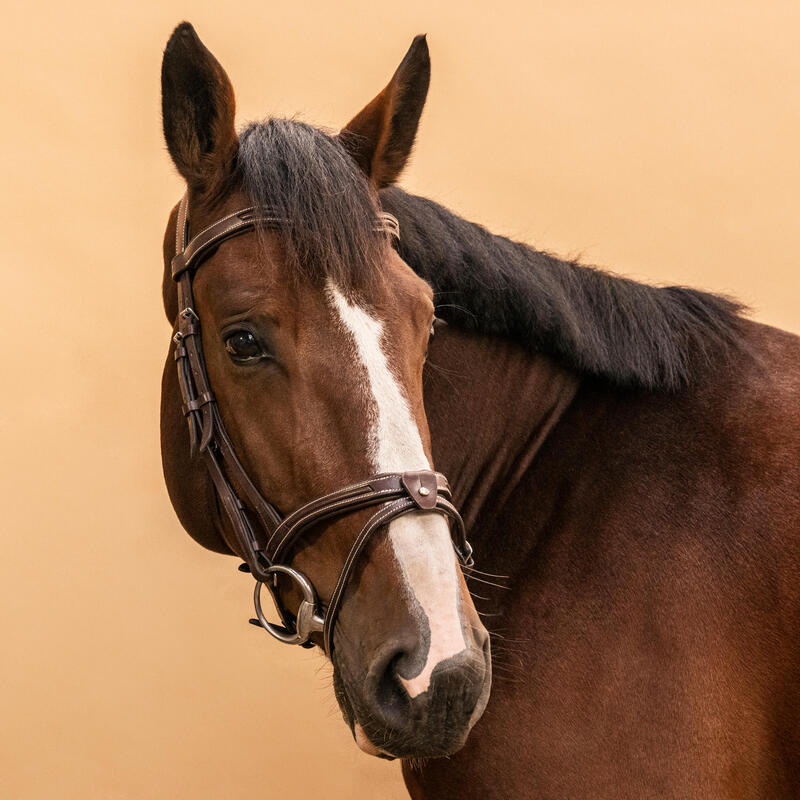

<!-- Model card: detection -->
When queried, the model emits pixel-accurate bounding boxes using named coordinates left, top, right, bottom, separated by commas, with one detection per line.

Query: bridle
left=170, top=192, right=473, bottom=655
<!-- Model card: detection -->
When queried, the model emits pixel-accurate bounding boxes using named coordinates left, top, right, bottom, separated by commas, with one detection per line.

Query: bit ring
left=253, top=565, right=324, bottom=645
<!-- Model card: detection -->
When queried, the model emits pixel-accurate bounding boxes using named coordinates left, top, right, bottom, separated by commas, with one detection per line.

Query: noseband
left=170, top=193, right=473, bottom=655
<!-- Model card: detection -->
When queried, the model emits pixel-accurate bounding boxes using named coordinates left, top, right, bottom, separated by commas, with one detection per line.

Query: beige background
left=1, top=1, right=798, bottom=798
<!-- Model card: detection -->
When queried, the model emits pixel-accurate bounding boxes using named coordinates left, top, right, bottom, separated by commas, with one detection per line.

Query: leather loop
left=183, top=391, right=215, bottom=415
left=171, top=252, right=187, bottom=278
left=401, top=470, right=439, bottom=510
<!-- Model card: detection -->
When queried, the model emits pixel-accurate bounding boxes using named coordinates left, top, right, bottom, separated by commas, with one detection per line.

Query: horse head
left=160, top=22, right=490, bottom=759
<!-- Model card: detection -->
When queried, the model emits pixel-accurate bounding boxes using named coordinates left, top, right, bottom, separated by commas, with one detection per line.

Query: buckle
left=460, top=540, right=474, bottom=568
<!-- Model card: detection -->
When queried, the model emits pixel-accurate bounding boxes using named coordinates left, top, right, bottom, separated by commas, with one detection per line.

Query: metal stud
left=418, top=486, right=430, bottom=497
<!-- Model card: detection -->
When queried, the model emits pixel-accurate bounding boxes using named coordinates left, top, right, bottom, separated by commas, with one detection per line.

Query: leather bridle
left=170, top=192, right=473, bottom=655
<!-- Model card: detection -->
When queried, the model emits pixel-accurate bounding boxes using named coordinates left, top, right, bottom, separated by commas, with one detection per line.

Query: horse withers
left=160, top=22, right=800, bottom=799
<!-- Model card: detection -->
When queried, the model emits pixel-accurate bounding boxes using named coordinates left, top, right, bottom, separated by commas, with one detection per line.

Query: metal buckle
left=460, top=540, right=474, bottom=568
left=180, top=307, right=199, bottom=322
left=253, top=565, right=324, bottom=646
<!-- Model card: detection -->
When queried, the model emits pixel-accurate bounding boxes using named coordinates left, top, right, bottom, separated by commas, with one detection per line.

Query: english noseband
left=170, top=192, right=473, bottom=655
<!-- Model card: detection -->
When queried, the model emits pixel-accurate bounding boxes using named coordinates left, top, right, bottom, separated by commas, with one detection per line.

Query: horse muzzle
left=342, top=627, right=492, bottom=759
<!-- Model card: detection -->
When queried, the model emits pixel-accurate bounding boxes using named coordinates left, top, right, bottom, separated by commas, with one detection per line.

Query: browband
left=172, top=203, right=400, bottom=280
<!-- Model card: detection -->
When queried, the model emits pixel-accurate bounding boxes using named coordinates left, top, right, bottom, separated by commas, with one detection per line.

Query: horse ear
left=338, top=35, right=430, bottom=188
left=161, top=22, right=237, bottom=195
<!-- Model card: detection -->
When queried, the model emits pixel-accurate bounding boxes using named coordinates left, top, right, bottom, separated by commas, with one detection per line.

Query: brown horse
left=160, top=23, right=800, bottom=799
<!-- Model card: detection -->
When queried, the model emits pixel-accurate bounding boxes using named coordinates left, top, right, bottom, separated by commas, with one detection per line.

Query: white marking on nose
left=328, top=282, right=467, bottom=698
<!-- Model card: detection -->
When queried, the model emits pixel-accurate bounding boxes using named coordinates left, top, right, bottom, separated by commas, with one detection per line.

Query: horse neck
left=423, top=325, right=580, bottom=540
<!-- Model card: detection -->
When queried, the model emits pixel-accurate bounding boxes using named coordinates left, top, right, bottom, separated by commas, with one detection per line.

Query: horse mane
left=379, top=187, right=746, bottom=391
left=236, top=117, right=744, bottom=391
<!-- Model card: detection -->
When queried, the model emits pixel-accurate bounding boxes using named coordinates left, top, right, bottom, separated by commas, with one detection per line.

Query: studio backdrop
left=1, top=2, right=798, bottom=798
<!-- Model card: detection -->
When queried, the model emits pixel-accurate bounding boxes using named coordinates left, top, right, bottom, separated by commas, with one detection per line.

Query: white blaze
left=328, top=283, right=467, bottom=698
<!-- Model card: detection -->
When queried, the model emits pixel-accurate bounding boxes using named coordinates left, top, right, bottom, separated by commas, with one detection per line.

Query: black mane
left=237, top=118, right=744, bottom=391
left=380, top=187, right=745, bottom=390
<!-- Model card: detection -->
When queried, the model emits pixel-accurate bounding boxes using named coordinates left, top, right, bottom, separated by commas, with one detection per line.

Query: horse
left=159, top=22, right=800, bottom=799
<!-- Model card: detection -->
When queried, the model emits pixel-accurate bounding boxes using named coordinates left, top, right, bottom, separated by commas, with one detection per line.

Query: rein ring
left=253, top=565, right=325, bottom=646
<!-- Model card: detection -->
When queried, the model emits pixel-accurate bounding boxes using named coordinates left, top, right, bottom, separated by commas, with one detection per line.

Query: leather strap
left=172, top=207, right=278, bottom=279
left=267, top=472, right=461, bottom=563
left=172, top=202, right=400, bottom=280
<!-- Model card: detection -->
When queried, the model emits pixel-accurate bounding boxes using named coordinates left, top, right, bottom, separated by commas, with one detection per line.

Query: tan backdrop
left=1, top=2, right=798, bottom=798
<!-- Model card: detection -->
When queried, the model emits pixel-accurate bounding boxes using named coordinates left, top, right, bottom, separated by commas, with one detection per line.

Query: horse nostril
left=371, top=647, right=413, bottom=723
left=477, top=623, right=491, bottom=660
left=367, top=636, right=489, bottom=712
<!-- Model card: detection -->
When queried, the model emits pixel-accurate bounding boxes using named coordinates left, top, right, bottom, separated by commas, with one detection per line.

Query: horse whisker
left=463, top=567, right=511, bottom=580
left=464, top=574, right=511, bottom=590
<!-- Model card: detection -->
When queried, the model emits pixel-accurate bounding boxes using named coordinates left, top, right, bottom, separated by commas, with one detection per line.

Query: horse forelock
left=237, top=118, right=386, bottom=292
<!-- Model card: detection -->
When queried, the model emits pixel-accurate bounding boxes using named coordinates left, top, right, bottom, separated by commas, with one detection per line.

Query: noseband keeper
left=170, top=192, right=472, bottom=654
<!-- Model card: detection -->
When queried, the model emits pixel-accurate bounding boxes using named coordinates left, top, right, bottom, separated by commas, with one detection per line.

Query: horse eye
left=224, top=330, right=265, bottom=363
